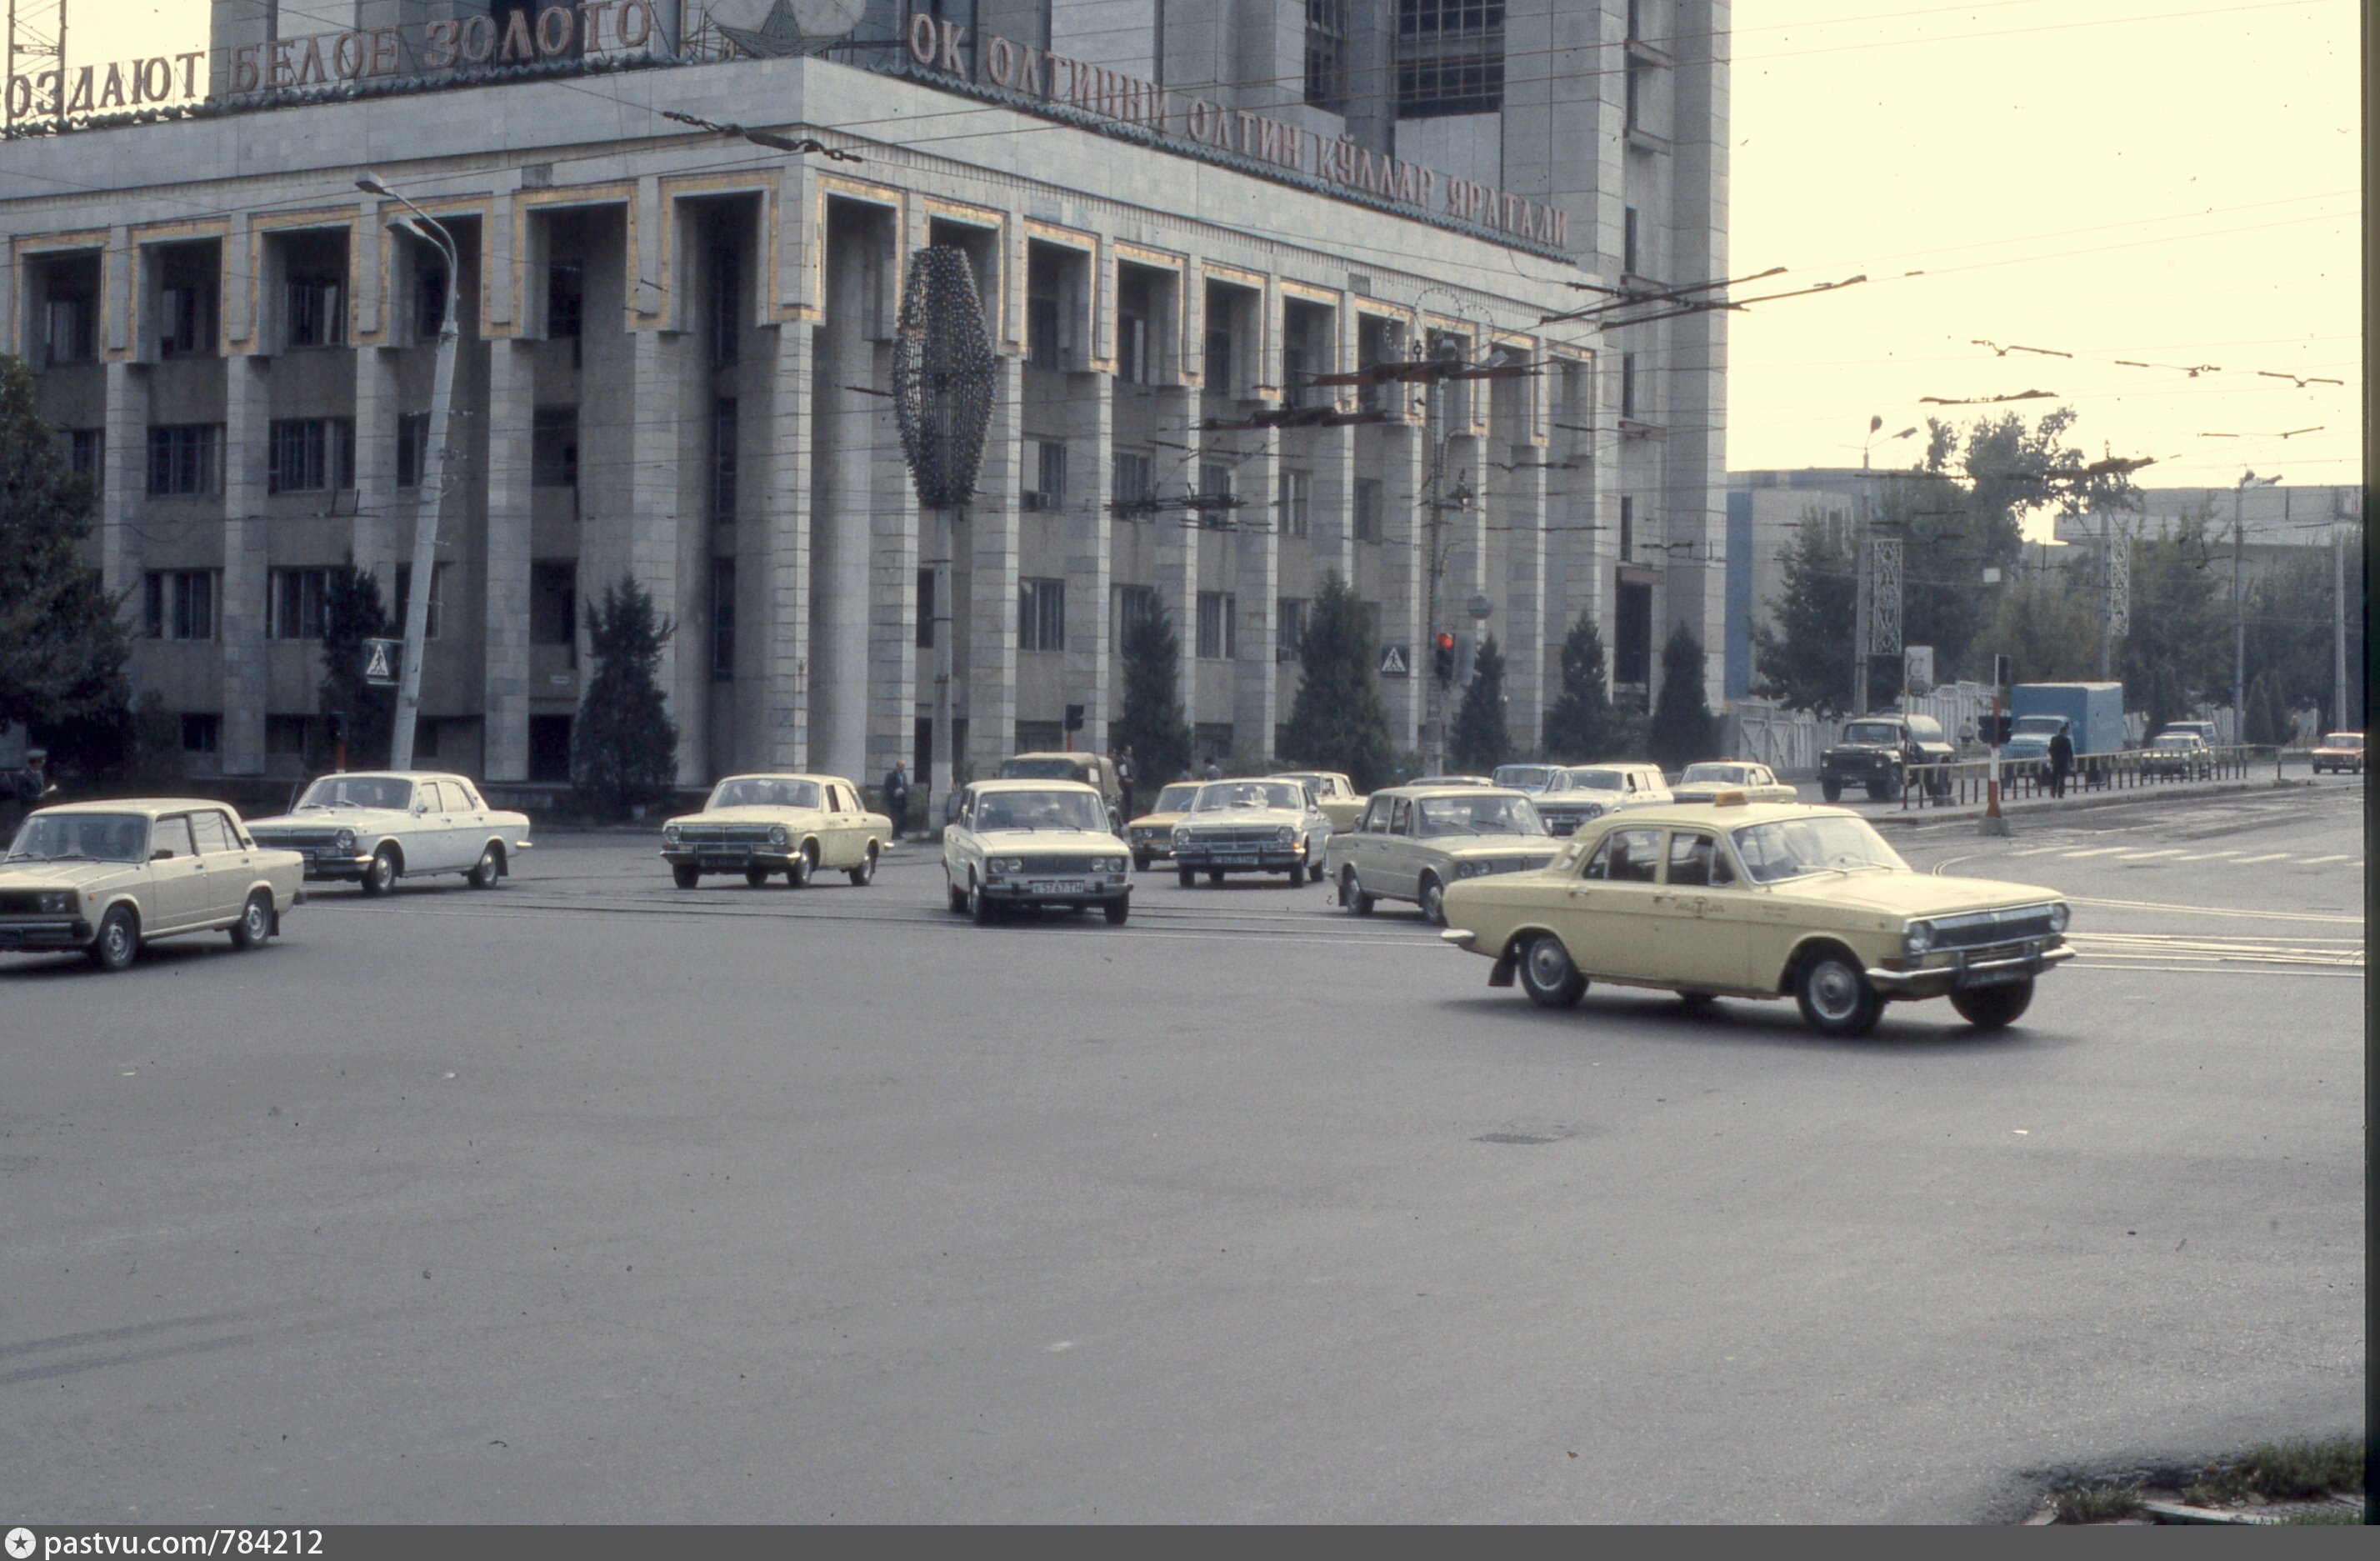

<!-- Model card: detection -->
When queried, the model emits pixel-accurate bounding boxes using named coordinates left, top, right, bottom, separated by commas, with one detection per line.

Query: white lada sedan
left=0, top=799, right=303, bottom=971
left=943, top=779, right=1132, bottom=924
left=246, top=771, right=533, bottom=896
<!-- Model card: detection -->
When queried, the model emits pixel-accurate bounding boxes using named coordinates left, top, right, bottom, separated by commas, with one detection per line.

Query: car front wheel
left=1821, top=778, right=1842, bottom=803
left=89, top=905, right=138, bottom=972
left=362, top=844, right=399, bottom=896
left=1949, top=978, right=2033, bottom=1029
left=968, top=874, right=996, bottom=925
left=228, top=890, right=272, bottom=950
left=848, top=844, right=878, bottom=887
left=468, top=844, right=502, bottom=889
left=1103, top=897, right=1128, bottom=925
left=1341, top=868, right=1373, bottom=916
left=788, top=843, right=816, bottom=888
left=1418, top=873, right=1447, bottom=926
left=1794, top=947, right=1882, bottom=1037
left=1178, top=865, right=1195, bottom=888
left=1517, top=933, right=1587, bottom=1008
left=673, top=864, right=701, bottom=889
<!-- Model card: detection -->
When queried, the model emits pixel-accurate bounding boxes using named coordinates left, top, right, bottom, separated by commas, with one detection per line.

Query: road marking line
left=2299, top=853, right=2355, bottom=864
left=2171, top=851, right=2242, bottom=861
left=2061, top=847, right=2132, bottom=858
left=2231, top=853, right=2291, bottom=864
left=2069, top=895, right=2362, bottom=925
left=2008, top=845, right=2069, bottom=856
left=2115, top=849, right=2186, bottom=860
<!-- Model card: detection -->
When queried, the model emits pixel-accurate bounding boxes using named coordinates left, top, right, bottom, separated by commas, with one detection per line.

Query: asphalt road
left=1, top=777, right=2362, bottom=1523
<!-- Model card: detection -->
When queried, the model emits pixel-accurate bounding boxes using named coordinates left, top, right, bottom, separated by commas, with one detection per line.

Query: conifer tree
left=572, top=575, right=680, bottom=818
left=1279, top=571, right=1393, bottom=790
left=1113, top=595, right=1192, bottom=783
left=1448, top=634, right=1511, bottom=773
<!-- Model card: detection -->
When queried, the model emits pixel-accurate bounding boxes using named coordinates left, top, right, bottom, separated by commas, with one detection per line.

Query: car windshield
left=1150, top=784, right=1200, bottom=813
left=1194, top=781, right=1303, bottom=812
left=1682, top=764, right=1748, bottom=784
left=708, top=778, right=821, bottom=810
left=1842, top=723, right=1903, bottom=745
left=5, top=813, right=148, bottom=863
left=2151, top=737, right=2192, bottom=751
left=1494, top=766, right=1555, bottom=789
left=1415, top=794, right=1546, bottom=838
left=2010, top=718, right=2062, bottom=736
left=296, top=775, right=413, bottom=811
left=1002, top=758, right=1087, bottom=781
left=974, top=790, right=1109, bottom=833
left=1550, top=768, right=1626, bottom=793
left=1731, top=817, right=1908, bottom=883
left=2324, top=733, right=2362, bottom=748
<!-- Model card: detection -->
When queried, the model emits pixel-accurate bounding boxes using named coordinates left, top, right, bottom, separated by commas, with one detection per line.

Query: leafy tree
left=1648, top=623, right=1717, bottom=771
left=1278, top=570, right=1392, bottom=791
left=1982, top=558, right=2101, bottom=686
left=1448, top=633, right=1511, bottom=773
left=2245, top=533, right=2363, bottom=733
left=1750, top=508, right=1857, bottom=715
left=1112, top=594, right=1192, bottom=785
left=1542, top=612, right=1632, bottom=761
left=2117, top=513, right=2229, bottom=735
left=316, top=560, right=397, bottom=769
left=0, top=353, right=129, bottom=740
left=572, top=574, right=680, bottom=818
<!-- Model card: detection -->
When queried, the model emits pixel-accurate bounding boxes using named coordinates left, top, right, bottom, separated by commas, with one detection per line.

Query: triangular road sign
left=362, top=638, right=400, bottom=687
left=1378, top=643, right=1411, bottom=677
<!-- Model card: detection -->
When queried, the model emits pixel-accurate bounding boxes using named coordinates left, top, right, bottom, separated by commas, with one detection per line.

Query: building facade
left=8, top=0, right=1730, bottom=796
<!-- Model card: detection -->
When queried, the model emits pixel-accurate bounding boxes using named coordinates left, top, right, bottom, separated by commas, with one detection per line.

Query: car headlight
left=2047, top=903, right=2070, bottom=933
left=768, top=824, right=790, bottom=847
left=36, top=890, right=70, bottom=913
left=662, top=824, right=681, bottom=844
left=1274, top=826, right=1294, bottom=844
left=997, top=858, right=1024, bottom=873
left=1101, top=858, right=1124, bottom=873
left=1904, top=919, right=1934, bottom=955
left=335, top=828, right=357, bottom=851
left=1580, top=803, right=1604, bottom=818
left=1172, top=828, right=1189, bottom=843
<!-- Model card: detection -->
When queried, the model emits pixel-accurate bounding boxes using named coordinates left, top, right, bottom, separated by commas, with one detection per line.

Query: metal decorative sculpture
left=892, top=246, right=997, bottom=509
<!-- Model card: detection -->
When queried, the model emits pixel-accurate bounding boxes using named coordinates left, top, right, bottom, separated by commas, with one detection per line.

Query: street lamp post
left=2232, top=470, right=2280, bottom=743
left=357, top=173, right=460, bottom=773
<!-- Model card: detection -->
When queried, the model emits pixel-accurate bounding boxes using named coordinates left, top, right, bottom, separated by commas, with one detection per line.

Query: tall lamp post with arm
left=357, top=172, right=460, bottom=773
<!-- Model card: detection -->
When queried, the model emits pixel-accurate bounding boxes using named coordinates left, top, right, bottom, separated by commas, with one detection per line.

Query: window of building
left=392, top=563, right=448, bottom=642
left=528, top=713, right=572, bottom=782
left=1204, top=328, right=1233, bottom=395
left=548, top=261, right=583, bottom=342
left=147, top=424, right=219, bottom=496
left=268, top=568, right=333, bottom=641
left=710, top=240, right=741, bottom=368
left=709, top=556, right=735, bottom=678
left=414, top=262, right=448, bottom=342
left=1626, top=62, right=1643, bottom=133
left=1024, top=440, right=1067, bottom=510
left=396, top=411, right=431, bottom=488
left=1621, top=353, right=1637, bottom=418
left=1354, top=477, right=1383, bottom=542
left=1397, top=0, right=1505, bottom=118
left=182, top=713, right=220, bottom=754
left=1277, top=597, right=1308, bottom=662
left=160, top=278, right=214, bottom=358
left=1027, top=293, right=1062, bottom=371
left=1619, top=495, right=1634, bottom=561
left=143, top=570, right=216, bottom=641
left=266, top=714, right=322, bottom=758
left=1196, top=591, right=1237, bottom=659
left=1018, top=578, right=1066, bottom=652
left=42, top=278, right=95, bottom=366
left=1199, top=462, right=1233, bottom=506
left=1305, top=0, right=1349, bottom=112
left=917, top=568, right=935, bottom=648
left=1112, top=451, right=1152, bottom=513
left=1112, top=583, right=1155, bottom=652
left=710, top=398, right=738, bottom=524
left=268, top=417, right=355, bottom=493
left=286, top=271, right=345, bottom=348
left=1117, top=275, right=1151, bottom=384
left=533, top=408, right=578, bottom=488
left=530, top=561, right=577, bottom=662
left=1278, top=468, right=1311, bottom=538
left=1623, top=207, right=1639, bottom=277
left=67, top=428, right=102, bottom=493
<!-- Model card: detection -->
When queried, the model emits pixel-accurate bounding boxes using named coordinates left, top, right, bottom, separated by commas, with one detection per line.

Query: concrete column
left=1150, top=387, right=1198, bottom=730
left=966, top=356, right=1025, bottom=773
left=352, top=347, right=400, bottom=582
left=620, top=328, right=692, bottom=784
left=219, top=355, right=268, bottom=775
left=99, top=362, right=143, bottom=608
left=1379, top=422, right=1425, bottom=752
left=868, top=329, right=919, bottom=789
left=758, top=320, right=812, bottom=771
left=1502, top=456, right=1548, bottom=755
left=1063, top=368, right=1114, bottom=755
left=482, top=339, right=533, bottom=783
left=1232, top=436, right=1280, bottom=761
left=814, top=237, right=875, bottom=786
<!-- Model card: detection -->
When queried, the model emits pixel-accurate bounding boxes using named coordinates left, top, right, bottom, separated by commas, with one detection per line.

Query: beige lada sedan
left=1324, top=784, right=1558, bottom=926
left=1126, top=780, right=1204, bottom=870
left=1268, top=770, right=1367, bottom=833
left=661, top=773, right=891, bottom=888
left=1439, top=798, right=2072, bottom=1035
left=1, top=799, right=304, bottom=972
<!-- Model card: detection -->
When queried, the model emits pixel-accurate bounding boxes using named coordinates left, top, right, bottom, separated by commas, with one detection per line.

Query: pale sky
left=48, top=1, right=2368, bottom=495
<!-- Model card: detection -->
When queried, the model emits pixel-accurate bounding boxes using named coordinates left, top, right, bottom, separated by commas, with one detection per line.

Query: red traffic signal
left=1432, top=630, right=1457, bottom=683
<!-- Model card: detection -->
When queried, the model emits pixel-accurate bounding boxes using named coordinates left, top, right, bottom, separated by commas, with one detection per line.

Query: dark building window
left=392, top=563, right=447, bottom=641
left=709, top=557, right=735, bottom=678
left=709, top=399, right=738, bottom=523
left=1112, top=452, right=1152, bottom=512
left=1028, top=294, right=1062, bottom=371
left=268, top=418, right=355, bottom=493
left=710, top=240, right=741, bottom=367
left=1024, top=441, right=1066, bottom=510
left=286, top=272, right=345, bottom=348
left=268, top=568, right=334, bottom=641
left=528, top=714, right=573, bottom=782
left=1018, top=578, right=1066, bottom=653
left=548, top=261, right=583, bottom=342
left=414, top=263, right=448, bottom=341
left=1397, top=0, right=1505, bottom=118
left=160, top=278, right=214, bottom=358
left=1204, top=328, right=1233, bottom=394
left=147, top=424, right=219, bottom=496
left=1619, top=495, right=1634, bottom=561
left=144, top=570, right=216, bottom=641
left=40, top=257, right=98, bottom=366
left=530, top=561, right=578, bottom=664
left=1112, top=584, right=1154, bottom=653
left=1277, top=597, right=1308, bottom=662
left=396, top=412, right=431, bottom=488
left=1354, top=478, right=1383, bottom=542
left=1621, top=353, right=1637, bottom=418
left=533, top=408, right=579, bottom=488
left=68, top=428, right=102, bottom=493
left=1196, top=591, right=1237, bottom=659
left=1305, top=0, right=1348, bottom=113
left=182, top=713, right=221, bottom=753
left=917, top=568, right=935, bottom=648
left=1623, top=207, right=1640, bottom=276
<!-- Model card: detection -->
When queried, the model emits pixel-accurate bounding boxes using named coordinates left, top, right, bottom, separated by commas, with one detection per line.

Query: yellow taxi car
left=1125, top=781, right=1202, bottom=871
left=1439, top=796, right=2072, bottom=1035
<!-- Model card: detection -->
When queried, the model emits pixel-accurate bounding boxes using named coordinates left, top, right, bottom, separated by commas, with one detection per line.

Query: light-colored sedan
left=1671, top=761, right=1799, bottom=804
left=1268, top=770, right=1367, bottom=833
left=1171, top=778, right=1333, bottom=887
left=1, top=799, right=303, bottom=971
left=943, top=778, right=1132, bottom=924
left=1531, top=763, right=1675, bottom=836
left=2311, top=731, right=2362, bottom=774
left=1325, top=785, right=1557, bottom=926
left=661, top=773, right=889, bottom=888
left=247, top=770, right=533, bottom=895
left=1126, top=780, right=1203, bottom=870
left=1439, top=799, right=2072, bottom=1036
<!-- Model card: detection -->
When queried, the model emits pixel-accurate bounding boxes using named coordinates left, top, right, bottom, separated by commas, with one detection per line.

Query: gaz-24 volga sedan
left=1439, top=798, right=2072, bottom=1036
left=661, top=773, right=889, bottom=888
left=1671, top=761, right=1798, bottom=804
left=246, top=771, right=532, bottom=895
left=1, top=800, right=304, bottom=971
left=1325, top=785, right=1558, bottom=925
left=944, top=779, right=1132, bottom=924
left=1171, top=778, right=1332, bottom=887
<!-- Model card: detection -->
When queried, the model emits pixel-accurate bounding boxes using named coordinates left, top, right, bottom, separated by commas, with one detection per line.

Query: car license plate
left=1961, top=963, right=2030, bottom=988
left=1029, top=878, right=1089, bottom=895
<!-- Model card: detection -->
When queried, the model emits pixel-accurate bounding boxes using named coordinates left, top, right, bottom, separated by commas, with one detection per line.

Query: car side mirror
left=412, top=802, right=429, bottom=816
left=152, top=848, right=173, bottom=861
left=944, top=792, right=962, bottom=823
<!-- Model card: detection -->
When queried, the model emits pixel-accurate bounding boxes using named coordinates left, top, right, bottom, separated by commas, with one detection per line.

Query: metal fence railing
left=1896, top=746, right=2271, bottom=810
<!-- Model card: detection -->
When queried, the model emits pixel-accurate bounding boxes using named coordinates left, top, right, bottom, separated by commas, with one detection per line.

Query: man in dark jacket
left=882, top=759, right=912, bottom=841
left=2048, top=726, right=2074, bottom=799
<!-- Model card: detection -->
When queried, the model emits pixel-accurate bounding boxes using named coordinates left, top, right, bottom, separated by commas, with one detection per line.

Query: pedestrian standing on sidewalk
left=1116, top=745, right=1137, bottom=821
left=882, top=759, right=912, bottom=841
left=2048, top=726, right=2074, bottom=799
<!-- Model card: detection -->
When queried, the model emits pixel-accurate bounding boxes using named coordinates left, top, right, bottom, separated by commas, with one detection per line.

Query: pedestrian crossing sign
left=362, top=638, right=401, bottom=688
left=1378, top=643, right=1412, bottom=678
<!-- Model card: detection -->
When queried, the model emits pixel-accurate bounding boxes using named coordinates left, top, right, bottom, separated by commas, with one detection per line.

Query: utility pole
left=2333, top=524, right=2348, bottom=733
left=2232, top=471, right=2279, bottom=742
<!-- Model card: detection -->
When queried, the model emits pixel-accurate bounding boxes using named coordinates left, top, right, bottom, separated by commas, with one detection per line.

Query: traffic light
left=1432, top=630, right=1457, bottom=683
left=1992, top=653, right=2013, bottom=689
left=1064, top=703, right=1086, bottom=733
left=1452, top=631, right=1478, bottom=688
left=1987, top=712, right=2012, bottom=745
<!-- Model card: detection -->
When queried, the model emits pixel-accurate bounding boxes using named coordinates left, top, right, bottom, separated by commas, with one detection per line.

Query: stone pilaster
left=868, top=331, right=920, bottom=789
left=1063, top=366, right=1114, bottom=755
left=352, top=346, right=400, bottom=582
left=966, top=355, right=1025, bottom=773
left=99, top=361, right=144, bottom=608
left=758, top=319, right=812, bottom=771
left=481, top=339, right=533, bottom=783
left=1232, top=435, right=1280, bottom=760
left=1379, top=422, right=1425, bottom=753
left=219, top=354, right=268, bottom=775
left=621, top=328, right=692, bottom=784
